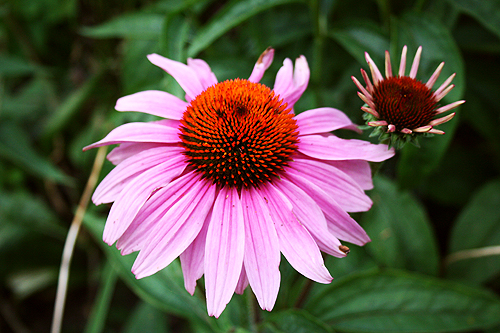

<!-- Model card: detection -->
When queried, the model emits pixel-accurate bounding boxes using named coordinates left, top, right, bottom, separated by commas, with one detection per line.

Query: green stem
left=246, top=290, right=258, bottom=333
left=84, top=262, right=118, bottom=333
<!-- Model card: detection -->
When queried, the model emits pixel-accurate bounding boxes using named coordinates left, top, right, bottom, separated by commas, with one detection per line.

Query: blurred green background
left=1, top=0, right=500, bottom=332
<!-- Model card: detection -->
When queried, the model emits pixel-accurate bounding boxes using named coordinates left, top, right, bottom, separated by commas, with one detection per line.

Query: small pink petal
left=115, top=90, right=188, bottom=120
left=295, top=107, right=361, bottom=135
left=435, top=100, right=465, bottom=114
left=352, top=75, right=373, bottom=102
left=103, top=153, right=187, bottom=245
left=433, top=73, right=456, bottom=98
left=186, top=58, right=218, bottom=90
left=93, top=146, right=184, bottom=205
left=385, top=50, right=392, bottom=78
left=298, top=134, right=395, bottom=162
left=426, top=62, right=444, bottom=89
left=398, top=45, right=407, bottom=77
left=241, top=187, right=281, bottom=310
left=413, top=125, right=432, bottom=133
left=409, top=46, right=422, bottom=79
left=205, top=187, right=245, bottom=318
left=262, top=184, right=332, bottom=283
left=401, top=128, right=413, bottom=134
left=132, top=178, right=216, bottom=279
left=83, top=121, right=181, bottom=151
left=429, top=112, right=455, bottom=126
left=368, top=120, right=388, bottom=127
left=147, top=53, right=204, bottom=101
left=248, top=48, right=274, bottom=83
left=365, top=52, right=383, bottom=85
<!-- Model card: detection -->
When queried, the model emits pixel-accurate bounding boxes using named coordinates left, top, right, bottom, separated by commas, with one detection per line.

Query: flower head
left=84, top=48, right=394, bottom=317
left=352, top=46, right=465, bottom=149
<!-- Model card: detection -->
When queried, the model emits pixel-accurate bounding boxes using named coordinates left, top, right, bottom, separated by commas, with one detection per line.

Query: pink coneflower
left=352, top=45, right=465, bottom=148
left=84, top=48, right=394, bottom=317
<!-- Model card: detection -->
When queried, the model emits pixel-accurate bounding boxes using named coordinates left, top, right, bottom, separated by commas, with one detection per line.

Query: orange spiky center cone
left=373, top=76, right=438, bottom=131
left=180, top=78, right=299, bottom=190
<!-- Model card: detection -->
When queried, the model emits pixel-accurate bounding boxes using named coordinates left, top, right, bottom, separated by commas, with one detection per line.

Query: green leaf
left=84, top=262, right=118, bottom=333
left=393, top=12, right=465, bottom=188
left=83, top=212, right=220, bottom=332
left=446, top=179, right=500, bottom=284
left=305, top=269, right=500, bottom=332
left=361, top=175, right=439, bottom=275
left=187, top=0, right=304, bottom=57
left=447, top=0, right=500, bottom=40
left=81, top=13, right=165, bottom=40
left=43, top=69, right=103, bottom=138
left=0, top=55, right=42, bottom=76
left=329, top=22, right=389, bottom=65
left=123, top=301, right=169, bottom=333
left=261, top=309, right=333, bottom=333
left=0, top=122, right=73, bottom=185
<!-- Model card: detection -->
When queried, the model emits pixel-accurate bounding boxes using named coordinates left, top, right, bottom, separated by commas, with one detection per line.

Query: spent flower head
left=352, top=46, right=465, bottom=149
left=84, top=48, right=394, bottom=317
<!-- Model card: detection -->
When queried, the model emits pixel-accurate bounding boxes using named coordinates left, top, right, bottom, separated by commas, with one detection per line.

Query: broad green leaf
left=329, top=22, right=389, bottom=65
left=261, top=309, right=333, bottom=333
left=123, top=301, right=169, bottom=333
left=447, top=0, right=500, bottom=40
left=84, top=262, right=118, bottom=333
left=305, top=269, right=500, bottom=333
left=394, top=12, right=465, bottom=188
left=447, top=179, right=500, bottom=284
left=187, top=0, right=304, bottom=57
left=83, top=213, right=221, bottom=332
left=361, top=175, right=440, bottom=275
left=0, top=55, right=41, bottom=76
left=0, top=122, right=73, bottom=185
left=43, top=69, right=103, bottom=138
left=81, top=13, right=165, bottom=40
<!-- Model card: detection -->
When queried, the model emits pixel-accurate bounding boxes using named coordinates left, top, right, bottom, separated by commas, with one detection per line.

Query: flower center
left=180, top=79, right=299, bottom=190
left=373, top=76, right=438, bottom=131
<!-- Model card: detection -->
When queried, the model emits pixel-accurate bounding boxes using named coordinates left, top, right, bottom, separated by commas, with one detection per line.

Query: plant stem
left=51, top=146, right=107, bottom=333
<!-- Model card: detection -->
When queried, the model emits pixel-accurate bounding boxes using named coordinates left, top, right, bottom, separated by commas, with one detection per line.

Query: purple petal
left=261, top=184, right=332, bottom=283
left=93, top=146, right=184, bottom=205
left=248, top=48, right=274, bottom=83
left=116, top=172, right=200, bottom=255
left=115, top=90, right=187, bottom=120
left=83, top=121, right=181, bottom=151
left=273, top=178, right=346, bottom=258
left=295, top=107, right=361, bottom=135
left=147, top=53, right=204, bottom=101
left=325, top=160, right=373, bottom=190
left=107, top=143, right=165, bottom=165
left=284, top=172, right=370, bottom=246
left=288, top=158, right=372, bottom=212
left=241, top=186, right=281, bottom=311
left=102, top=153, right=187, bottom=245
left=205, top=187, right=245, bottom=318
left=131, top=178, right=216, bottom=279
left=187, top=58, right=218, bottom=90
left=298, top=133, right=395, bottom=162
left=180, top=211, right=211, bottom=295
left=235, top=267, right=249, bottom=295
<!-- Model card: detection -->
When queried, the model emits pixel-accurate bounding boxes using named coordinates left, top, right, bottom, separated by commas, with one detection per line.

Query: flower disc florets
left=180, top=78, right=299, bottom=190
left=352, top=46, right=465, bottom=149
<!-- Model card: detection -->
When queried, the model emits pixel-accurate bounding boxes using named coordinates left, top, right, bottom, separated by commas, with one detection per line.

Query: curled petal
left=248, top=48, right=274, bottom=83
